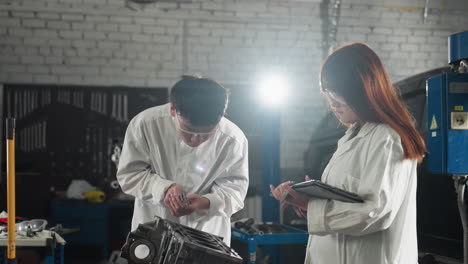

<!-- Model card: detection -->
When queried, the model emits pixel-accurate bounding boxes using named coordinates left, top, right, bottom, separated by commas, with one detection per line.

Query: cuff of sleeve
left=307, top=199, right=329, bottom=235
left=151, top=178, right=175, bottom=204
left=202, top=193, right=224, bottom=216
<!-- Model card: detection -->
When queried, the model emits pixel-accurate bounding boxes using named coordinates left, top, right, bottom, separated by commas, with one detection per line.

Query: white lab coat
left=305, top=122, right=418, bottom=264
left=117, top=103, right=249, bottom=245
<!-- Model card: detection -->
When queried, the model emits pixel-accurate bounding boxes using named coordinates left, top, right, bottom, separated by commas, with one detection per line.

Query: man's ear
left=170, top=103, right=176, bottom=117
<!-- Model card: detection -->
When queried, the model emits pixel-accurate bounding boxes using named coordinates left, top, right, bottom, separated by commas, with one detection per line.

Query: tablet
left=283, top=179, right=364, bottom=203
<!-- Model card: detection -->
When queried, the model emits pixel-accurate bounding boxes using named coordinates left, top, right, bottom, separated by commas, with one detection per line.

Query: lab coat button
left=369, top=210, right=377, bottom=218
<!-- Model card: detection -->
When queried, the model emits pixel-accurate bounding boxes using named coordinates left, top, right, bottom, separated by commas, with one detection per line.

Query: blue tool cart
left=231, top=224, right=308, bottom=264
left=0, top=231, right=65, bottom=264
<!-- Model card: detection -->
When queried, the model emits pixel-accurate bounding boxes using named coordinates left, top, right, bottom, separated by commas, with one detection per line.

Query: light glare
left=258, top=74, right=288, bottom=106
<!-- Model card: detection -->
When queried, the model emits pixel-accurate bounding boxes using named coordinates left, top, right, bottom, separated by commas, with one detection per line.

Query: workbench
left=0, top=230, right=65, bottom=264
left=50, top=199, right=133, bottom=259
left=231, top=225, right=309, bottom=264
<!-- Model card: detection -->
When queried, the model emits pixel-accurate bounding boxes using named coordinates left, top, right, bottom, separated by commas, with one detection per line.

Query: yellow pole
left=6, top=118, right=17, bottom=264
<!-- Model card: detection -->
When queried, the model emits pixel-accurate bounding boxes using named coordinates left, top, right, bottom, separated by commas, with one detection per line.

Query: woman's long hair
left=320, top=42, right=426, bottom=162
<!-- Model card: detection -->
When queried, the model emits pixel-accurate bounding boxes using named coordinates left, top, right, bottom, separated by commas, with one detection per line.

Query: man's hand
left=164, top=184, right=189, bottom=216
left=163, top=184, right=185, bottom=205
left=164, top=185, right=211, bottom=217
left=169, top=201, right=193, bottom=217
left=187, top=194, right=210, bottom=211
left=167, top=194, right=210, bottom=217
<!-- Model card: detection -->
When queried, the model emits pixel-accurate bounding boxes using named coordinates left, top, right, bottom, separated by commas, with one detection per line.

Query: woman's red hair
left=320, top=42, right=426, bottom=162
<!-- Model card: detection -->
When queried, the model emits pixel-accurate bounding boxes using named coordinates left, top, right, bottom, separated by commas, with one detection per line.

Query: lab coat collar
left=344, top=122, right=379, bottom=140
left=334, top=122, right=380, bottom=159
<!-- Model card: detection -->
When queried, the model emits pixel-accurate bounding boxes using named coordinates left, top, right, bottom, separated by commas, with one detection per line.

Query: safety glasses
left=173, top=114, right=218, bottom=136
left=324, top=90, right=348, bottom=107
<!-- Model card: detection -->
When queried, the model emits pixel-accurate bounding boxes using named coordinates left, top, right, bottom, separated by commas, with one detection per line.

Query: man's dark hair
left=170, top=75, right=229, bottom=126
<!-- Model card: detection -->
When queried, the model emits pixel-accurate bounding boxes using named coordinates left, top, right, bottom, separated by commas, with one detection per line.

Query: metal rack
left=231, top=224, right=309, bottom=264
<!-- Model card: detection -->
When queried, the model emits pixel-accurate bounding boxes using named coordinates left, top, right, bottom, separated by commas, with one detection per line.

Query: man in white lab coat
left=117, top=75, right=249, bottom=245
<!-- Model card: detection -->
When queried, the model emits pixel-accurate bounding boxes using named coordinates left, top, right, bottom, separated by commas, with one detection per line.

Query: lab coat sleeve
left=307, top=132, right=411, bottom=236
left=202, top=139, right=249, bottom=218
left=117, top=118, right=174, bottom=204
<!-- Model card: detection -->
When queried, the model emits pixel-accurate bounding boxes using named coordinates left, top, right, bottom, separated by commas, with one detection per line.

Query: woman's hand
left=270, top=181, right=294, bottom=201
left=270, top=176, right=312, bottom=212
left=270, top=181, right=309, bottom=211
left=281, top=184, right=310, bottom=211
left=293, top=206, right=307, bottom=218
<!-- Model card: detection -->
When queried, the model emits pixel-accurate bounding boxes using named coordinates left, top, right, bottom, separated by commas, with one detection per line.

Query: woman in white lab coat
left=270, top=43, right=426, bottom=264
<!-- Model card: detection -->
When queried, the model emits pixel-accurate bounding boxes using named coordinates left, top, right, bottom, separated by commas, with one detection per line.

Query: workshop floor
left=68, top=258, right=128, bottom=264
left=68, top=257, right=126, bottom=264
left=69, top=261, right=108, bottom=264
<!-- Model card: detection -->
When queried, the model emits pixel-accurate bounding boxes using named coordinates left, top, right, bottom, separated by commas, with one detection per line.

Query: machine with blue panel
left=426, top=31, right=468, bottom=264
left=427, top=31, right=468, bottom=174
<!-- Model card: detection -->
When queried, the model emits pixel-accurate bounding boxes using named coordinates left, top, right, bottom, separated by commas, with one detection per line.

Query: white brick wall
left=0, top=0, right=467, bottom=175
left=336, top=3, right=468, bottom=81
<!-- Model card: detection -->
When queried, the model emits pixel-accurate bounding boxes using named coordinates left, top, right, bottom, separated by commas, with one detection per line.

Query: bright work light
left=257, top=74, right=288, bottom=106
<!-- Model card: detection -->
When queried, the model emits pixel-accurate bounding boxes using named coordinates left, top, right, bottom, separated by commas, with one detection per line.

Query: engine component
left=121, top=217, right=242, bottom=264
